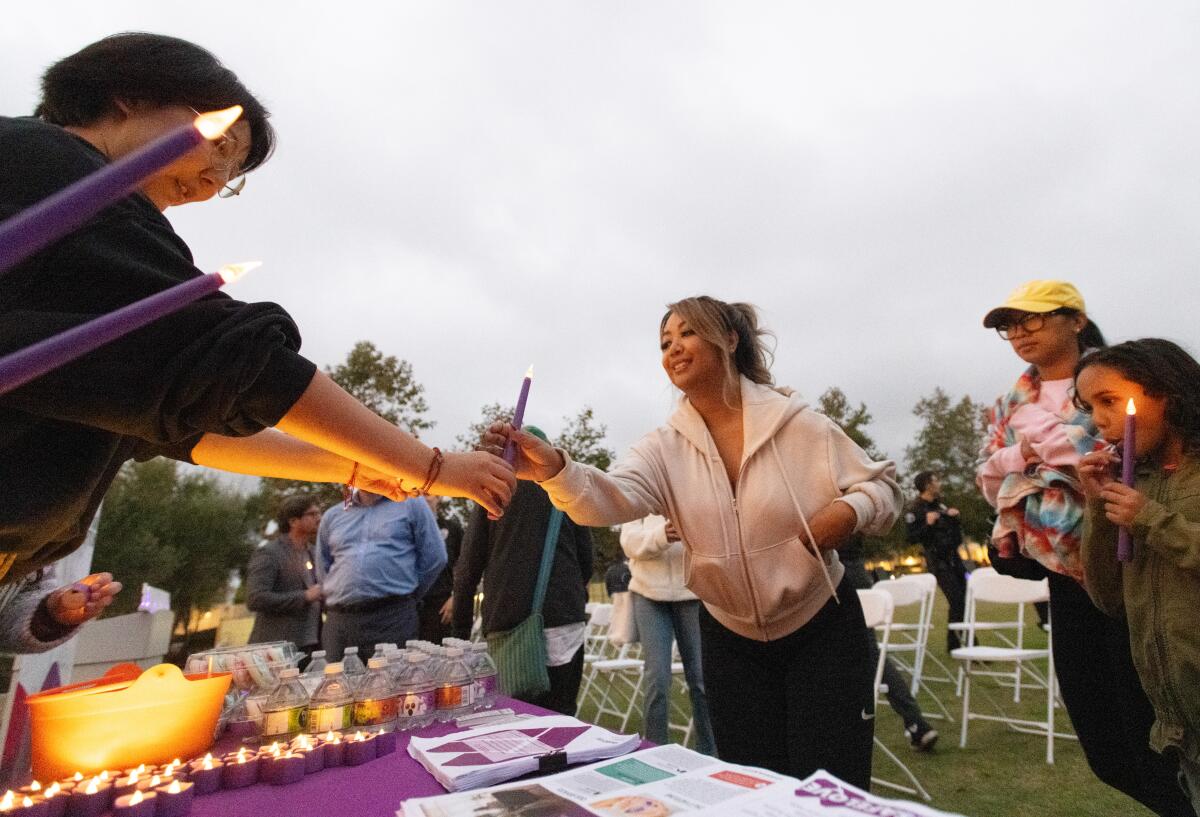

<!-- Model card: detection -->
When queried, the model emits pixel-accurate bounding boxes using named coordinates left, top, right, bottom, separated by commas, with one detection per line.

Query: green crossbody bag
left=485, top=508, right=564, bottom=699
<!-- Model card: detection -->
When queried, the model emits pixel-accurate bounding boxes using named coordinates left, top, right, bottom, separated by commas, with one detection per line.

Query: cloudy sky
left=5, top=2, right=1199, bottom=473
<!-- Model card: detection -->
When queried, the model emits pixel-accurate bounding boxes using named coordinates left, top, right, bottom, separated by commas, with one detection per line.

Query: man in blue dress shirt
left=316, top=489, right=447, bottom=661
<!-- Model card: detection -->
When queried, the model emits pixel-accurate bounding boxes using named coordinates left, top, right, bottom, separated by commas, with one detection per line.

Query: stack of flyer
left=400, top=744, right=966, bottom=817
left=408, top=715, right=642, bottom=792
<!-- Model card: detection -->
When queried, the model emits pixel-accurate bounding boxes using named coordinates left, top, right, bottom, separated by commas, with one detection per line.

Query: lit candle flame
left=46, top=783, right=60, bottom=797
left=99, top=771, right=111, bottom=782
left=354, top=731, right=365, bottom=741
left=168, top=780, right=182, bottom=794
left=130, top=790, right=144, bottom=806
left=217, top=261, right=261, bottom=285
left=149, top=775, right=161, bottom=787
left=170, top=758, right=181, bottom=766
left=525, top=365, right=534, bottom=379
left=203, top=753, right=213, bottom=764
left=237, top=748, right=248, bottom=764
left=21, top=797, right=32, bottom=808
left=267, top=741, right=280, bottom=754
left=284, top=751, right=294, bottom=759
left=0, top=791, right=12, bottom=807
left=298, top=735, right=312, bottom=749
left=325, top=730, right=337, bottom=743
left=73, top=773, right=84, bottom=783
left=1127, top=398, right=1137, bottom=416
left=193, top=106, right=244, bottom=140
left=85, top=779, right=99, bottom=795
left=129, top=771, right=139, bottom=783
left=27, top=782, right=40, bottom=793
left=201, top=756, right=214, bottom=771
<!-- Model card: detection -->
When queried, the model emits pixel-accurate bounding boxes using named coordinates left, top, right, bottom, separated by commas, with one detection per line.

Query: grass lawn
left=578, top=589, right=1156, bottom=817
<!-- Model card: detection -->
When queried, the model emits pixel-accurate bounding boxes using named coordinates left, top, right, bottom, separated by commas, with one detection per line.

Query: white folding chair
left=874, top=577, right=953, bottom=722
left=894, top=573, right=959, bottom=694
left=858, top=588, right=932, bottom=802
left=587, top=644, right=644, bottom=732
left=577, top=603, right=614, bottom=705
left=950, top=567, right=1046, bottom=701
left=951, top=572, right=1072, bottom=763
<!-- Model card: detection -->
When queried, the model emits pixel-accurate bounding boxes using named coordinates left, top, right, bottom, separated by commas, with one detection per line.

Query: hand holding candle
left=0, top=107, right=243, bottom=275
left=46, top=574, right=121, bottom=627
left=501, top=366, right=534, bottom=465
left=0, top=262, right=259, bottom=398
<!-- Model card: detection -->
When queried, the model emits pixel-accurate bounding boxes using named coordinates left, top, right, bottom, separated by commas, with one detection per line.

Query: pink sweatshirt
left=978, top=379, right=1080, bottom=507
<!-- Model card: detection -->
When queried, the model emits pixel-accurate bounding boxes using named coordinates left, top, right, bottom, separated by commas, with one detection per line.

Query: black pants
left=418, top=592, right=451, bottom=643
left=1048, top=571, right=1195, bottom=817
left=518, top=646, right=584, bottom=716
left=927, top=554, right=967, bottom=650
left=700, top=578, right=875, bottom=788
left=322, top=596, right=419, bottom=663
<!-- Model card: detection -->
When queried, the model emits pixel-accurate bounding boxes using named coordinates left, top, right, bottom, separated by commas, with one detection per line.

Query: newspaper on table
left=399, top=744, right=967, bottom=817
left=407, top=714, right=641, bottom=792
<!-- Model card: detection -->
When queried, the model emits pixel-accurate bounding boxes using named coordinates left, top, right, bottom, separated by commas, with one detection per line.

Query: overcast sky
left=5, top=2, right=1199, bottom=477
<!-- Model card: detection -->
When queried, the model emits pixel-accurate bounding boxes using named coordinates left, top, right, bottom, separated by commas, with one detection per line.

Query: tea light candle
left=374, top=728, right=397, bottom=757
left=0, top=792, right=49, bottom=817
left=38, top=784, right=66, bottom=817
left=262, top=751, right=305, bottom=786
left=343, top=731, right=376, bottom=767
left=65, top=777, right=107, bottom=817
left=15, top=782, right=41, bottom=799
left=220, top=749, right=258, bottom=790
left=291, top=736, right=324, bottom=774
left=111, top=789, right=155, bottom=817
left=187, top=755, right=222, bottom=796
left=153, top=780, right=194, bottom=817
left=321, top=732, right=345, bottom=768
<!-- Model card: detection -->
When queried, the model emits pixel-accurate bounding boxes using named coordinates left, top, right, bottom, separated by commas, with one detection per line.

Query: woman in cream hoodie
left=620, top=514, right=717, bottom=755
left=487, top=296, right=901, bottom=785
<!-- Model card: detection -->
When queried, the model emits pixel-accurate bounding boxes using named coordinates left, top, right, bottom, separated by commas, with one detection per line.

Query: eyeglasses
left=994, top=308, right=1071, bottom=340
left=188, top=107, right=247, bottom=198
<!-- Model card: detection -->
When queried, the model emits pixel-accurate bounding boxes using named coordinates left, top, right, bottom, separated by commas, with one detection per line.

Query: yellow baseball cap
left=982, top=280, right=1086, bottom=328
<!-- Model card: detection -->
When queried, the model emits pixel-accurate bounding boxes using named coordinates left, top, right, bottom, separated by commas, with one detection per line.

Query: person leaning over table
left=482, top=296, right=900, bottom=787
left=0, top=33, right=516, bottom=588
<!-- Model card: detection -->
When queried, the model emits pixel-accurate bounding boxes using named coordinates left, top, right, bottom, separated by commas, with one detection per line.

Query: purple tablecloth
left=190, top=699, right=648, bottom=817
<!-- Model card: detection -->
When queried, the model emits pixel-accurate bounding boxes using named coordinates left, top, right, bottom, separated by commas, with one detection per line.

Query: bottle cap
left=312, top=650, right=326, bottom=658
left=344, top=646, right=358, bottom=655
left=325, top=662, right=344, bottom=674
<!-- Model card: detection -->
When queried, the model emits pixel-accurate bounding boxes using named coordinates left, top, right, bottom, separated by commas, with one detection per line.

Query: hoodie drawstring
left=771, top=439, right=840, bottom=604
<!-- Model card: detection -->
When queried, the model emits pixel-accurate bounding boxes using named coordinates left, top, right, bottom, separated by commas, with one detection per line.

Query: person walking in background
left=977, top=280, right=1192, bottom=817
left=418, top=494, right=463, bottom=643
left=840, top=534, right=939, bottom=752
left=904, top=472, right=967, bottom=651
left=486, top=296, right=900, bottom=787
left=246, top=495, right=323, bottom=661
left=316, top=490, right=446, bottom=661
left=620, top=514, right=717, bottom=755
left=452, top=427, right=594, bottom=716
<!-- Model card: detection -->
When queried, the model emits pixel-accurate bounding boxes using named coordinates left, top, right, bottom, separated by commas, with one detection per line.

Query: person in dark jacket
left=246, top=495, right=323, bottom=658
left=451, top=428, right=593, bottom=715
left=0, top=33, right=515, bottom=586
left=905, top=472, right=968, bottom=651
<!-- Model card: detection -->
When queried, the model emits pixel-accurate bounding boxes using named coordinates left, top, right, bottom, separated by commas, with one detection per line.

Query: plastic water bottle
left=353, top=657, right=398, bottom=732
left=305, top=662, right=354, bottom=734
left=341, top=646, right=368, bottom=689
left=261, top=667, right=310, bottom=741
left=468, top=643, right=499, bottom=710
left=435, top=647, right=475, bottom=722
left=395, top=652, right=436, bottom=730
left=300, top=650, right=328, bottom=695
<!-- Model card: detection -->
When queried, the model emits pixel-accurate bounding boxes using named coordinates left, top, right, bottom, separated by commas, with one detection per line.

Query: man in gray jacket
left=246, top=496, right=323, bottom=659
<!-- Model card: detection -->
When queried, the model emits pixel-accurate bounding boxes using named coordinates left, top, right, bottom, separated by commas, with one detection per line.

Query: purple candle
left=220, top=750, right=258, bottom=790
left=320, top=733, right=345, bottom=768
left=1117, top=399, right=1137, bottom=562
left=153, top=780, right=194, bottom=817
left=373, top=728, right=397, bottom=757
left=187, top=756, right=222, bottom=796
left=111, top=789, right=156, bottom=817
left=0, top=262, right=258, bottom=397
left=502, top=365, right=534, bottom=465
left=0, top=107, right=243, bottom=275
left=342, top=732, right=376, bottom=767
left=261, top=752, right=305, bottom=786
left=290, top=737, right=324, bottom=774
left=64, top=778, right=107, bottom=817
left=39, top=784, right=68, bottom=817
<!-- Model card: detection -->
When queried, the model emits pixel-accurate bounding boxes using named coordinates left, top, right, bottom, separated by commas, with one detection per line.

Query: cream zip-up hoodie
left=541, top=378, right=901, bottom=641
left=620, top=515, right=696, bottom=603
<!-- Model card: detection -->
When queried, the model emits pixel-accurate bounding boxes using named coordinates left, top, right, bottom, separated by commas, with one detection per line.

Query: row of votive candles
left=4, top=729, right=395, bottom=817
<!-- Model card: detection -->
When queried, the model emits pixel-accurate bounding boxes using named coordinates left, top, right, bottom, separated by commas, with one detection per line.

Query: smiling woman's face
left=659, top=311, right=730, bottom=396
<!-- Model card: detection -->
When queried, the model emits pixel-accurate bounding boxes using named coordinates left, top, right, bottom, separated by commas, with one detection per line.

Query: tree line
left=91, top=340, right=990, bottom=627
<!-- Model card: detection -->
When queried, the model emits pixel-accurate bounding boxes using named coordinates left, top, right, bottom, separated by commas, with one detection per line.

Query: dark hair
left=661, top=296, right=775, bottom=403
left=35, top=33, right=275, bottom=173
left=1074, top=339, right=1200, bottom=455
left=277, top=495, right=318, bottom=534
left=913, top=471, right=937, bottom=493
left=1057, top=308, right=1106, bottom=353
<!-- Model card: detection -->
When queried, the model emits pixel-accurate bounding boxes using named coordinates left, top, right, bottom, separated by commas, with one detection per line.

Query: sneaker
left=905, top=721, right=939, bottom=753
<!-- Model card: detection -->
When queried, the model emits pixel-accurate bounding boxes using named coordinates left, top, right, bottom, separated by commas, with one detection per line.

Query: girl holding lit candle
left=0, top=34, right=515, bottom=588
left=486, top=296, right=900, bottom=788
left=977, top=281, right=1189, bottom=816
left=1075, top=339, right=1200, bottom=812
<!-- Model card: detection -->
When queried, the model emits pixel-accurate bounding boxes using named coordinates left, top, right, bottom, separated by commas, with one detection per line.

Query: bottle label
left=262, top=705, right=306, bottom=737
left=400, top=690, right=435, bottom=718
left=354, top=696, right=398, bottom=727
left=307, top=703, right=351, bottom=733
left=435, top=682, right=471, bottom=710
